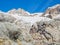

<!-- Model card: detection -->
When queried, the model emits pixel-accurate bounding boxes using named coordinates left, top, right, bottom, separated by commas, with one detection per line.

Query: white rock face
left=0, top=4, right=60, bottom=45
left=8, top=8, right=30, bottom=16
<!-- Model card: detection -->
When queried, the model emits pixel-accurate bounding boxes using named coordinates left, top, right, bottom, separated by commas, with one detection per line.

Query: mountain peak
left=48, top=4, right=60, bottom=9
left=42, top=4, right=60, bottom=19
left=7, top=8, right=30, bottom=15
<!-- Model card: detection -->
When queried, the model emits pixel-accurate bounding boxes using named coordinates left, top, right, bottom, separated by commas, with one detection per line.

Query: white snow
left=44, top=14, right=49, bottom=17
left=0, top=8, right=52, bottom=25
left=30, top=13, right=43, bottom=16
left=7, top=13, right=51, bottom=25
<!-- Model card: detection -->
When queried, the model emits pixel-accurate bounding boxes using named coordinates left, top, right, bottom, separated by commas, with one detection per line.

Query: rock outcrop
left=43, top=4, right=60, bottom=19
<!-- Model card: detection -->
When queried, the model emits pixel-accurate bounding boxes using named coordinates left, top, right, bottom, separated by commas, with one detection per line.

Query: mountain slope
left=0, top=4, right=60, bottom=45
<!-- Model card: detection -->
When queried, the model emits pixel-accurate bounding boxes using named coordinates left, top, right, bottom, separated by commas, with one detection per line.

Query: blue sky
left=0, top=0, right=60, bottom=13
